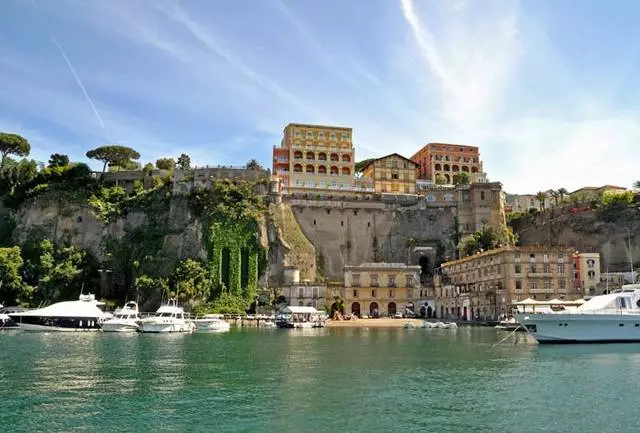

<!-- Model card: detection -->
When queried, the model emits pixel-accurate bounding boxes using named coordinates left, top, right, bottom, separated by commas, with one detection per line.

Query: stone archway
left=370, top=302, right=379, bottom=317
left=330, top=302, right=339, bottom=318
left=427, top=306, right=433, bottom=318
left=388, top=302, right=397, bottom=316
left=351, top=302, right=361, bottom=317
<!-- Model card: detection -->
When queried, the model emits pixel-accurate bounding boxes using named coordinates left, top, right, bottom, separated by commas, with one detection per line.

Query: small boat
left=193, top=314, right=231, bottom=333
left=276, top=306, right=327, bottom=328
left=494, top=317, right=521, bottom=331
left=138, top=299, right=194, bottom=333
left=260, top=319, right=277, bottom=328
left=404, top=321, right=416, bottom=329
left=8, top=294, right=107, bottom=332
left=101, top=301, right=141, bottom=332
left=421, top=321, right=457, bottom=329
left=0, top=304, right=20, bottom=330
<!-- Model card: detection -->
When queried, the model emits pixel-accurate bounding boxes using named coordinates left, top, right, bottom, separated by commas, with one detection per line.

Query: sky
left=1, top=0, right=640, bottom=194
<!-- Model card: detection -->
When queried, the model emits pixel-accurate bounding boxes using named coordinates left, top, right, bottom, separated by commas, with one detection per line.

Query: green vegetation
left=0, top=133, right=30, bottom=166
left=453, top=172, right=469, bottom=186
left=435, top=174, right=447, bottom=185
left=0, top=246, right=32, bottom=305
left=246, top=159, right=263, bottom=170
left=459, top=223, right=517, bottom=257
left=156, top=158, right=175, bottom=171
left=354, top=158, right=375, bottom=173
left=177, top=153, right=191, bottom=170
left=86, top=145, right=141, bottom=173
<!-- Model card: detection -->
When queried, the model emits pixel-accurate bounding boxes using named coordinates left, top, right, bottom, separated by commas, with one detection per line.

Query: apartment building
left=272, top=123, right=355, bottom=193
left=435, top=246, right=576, bottom=320
left=573, top=252, right=601, bottom=295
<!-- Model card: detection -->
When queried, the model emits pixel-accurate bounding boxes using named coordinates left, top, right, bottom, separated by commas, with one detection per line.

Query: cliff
left=511, top=205, right=640, bottom=272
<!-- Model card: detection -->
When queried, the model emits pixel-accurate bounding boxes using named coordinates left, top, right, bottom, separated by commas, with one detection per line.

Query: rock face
left=512, top=207, right=640, bottom=273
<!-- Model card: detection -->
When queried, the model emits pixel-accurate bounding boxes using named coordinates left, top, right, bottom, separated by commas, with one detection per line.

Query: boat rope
left=492, top=325, right=524, bottom=346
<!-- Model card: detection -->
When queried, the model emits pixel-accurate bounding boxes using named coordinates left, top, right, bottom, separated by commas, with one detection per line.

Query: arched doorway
left=351, top=302, right=361, bottom=317
left=388, top=302, right=397, bottom=316
left=370, top=302, right=379, bottom=317
left=427, top=306, right=433, bottom=318
left=330, top=302, right=339, bottom=318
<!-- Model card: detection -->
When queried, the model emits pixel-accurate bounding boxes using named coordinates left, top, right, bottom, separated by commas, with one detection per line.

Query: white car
left=394, top=312, right=403, bottom=319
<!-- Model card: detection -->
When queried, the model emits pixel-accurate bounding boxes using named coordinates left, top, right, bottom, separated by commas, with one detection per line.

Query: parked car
left=394, top=312, right=403, bottom=319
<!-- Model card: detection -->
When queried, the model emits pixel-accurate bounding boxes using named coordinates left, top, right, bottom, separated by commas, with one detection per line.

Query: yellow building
left=573, top=252, right=601, bottom=296
left=272, top=123, right=355, bottom=192
left=435, top=246, right=576, bottom=320
left=360, top=153, right=419, bottom=194
left=343, top=263, right=421, bottom=317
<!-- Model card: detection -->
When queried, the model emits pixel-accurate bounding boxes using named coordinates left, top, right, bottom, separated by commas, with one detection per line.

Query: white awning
left=513, top=298, right=539, bottom=305
left=282, top=306, right=319, bottom=314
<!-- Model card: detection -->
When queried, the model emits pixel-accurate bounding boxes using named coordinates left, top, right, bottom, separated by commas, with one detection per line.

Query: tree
left=134, top=274, right=169, bottom=300
left=48, top=153, right=69, bottom=168
left=557, top=188, right=568, bottom=203
left=355, top=158, right=375, bottom=173
left=246, top=159, right=262, bottom=170
left=634, top=181, right=640, bottom=189
left=453, top=172, right=470, bottom=186
left=0, top=246, right=33, bottom=305
left=86, top=145, right=140, bottom=173
left=143, top=163, right=154, bottom=174
left=169, top=259, right=211, bottom=301
left=535, top=191, right=547, bottom=212
left=435, top=174, right=447, bottom=185
left=156, top=158, right=176, bottom=171
left=177, top=153, right=191, bottom=170
left=549, top=190, right=559, bottom=207
left=0, top=133, right=31, bottom=166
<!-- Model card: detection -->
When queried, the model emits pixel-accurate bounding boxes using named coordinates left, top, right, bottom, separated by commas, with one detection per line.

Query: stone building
left=573, top=252, right=601, bottom=295
left=281, top=284, right=327, bottom=310
left=343, top=263, right=421, bottom=317
left=456, top=182, right=506, bottom=237
left=272, top=123, right=356, bottom=193
left=360, top=153, right=418, bottom=194
left=410, top=142, right=483, bottom=184
left=435, top=246, right=576, bottom=321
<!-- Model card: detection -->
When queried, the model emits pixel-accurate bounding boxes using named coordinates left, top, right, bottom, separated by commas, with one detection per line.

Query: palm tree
left=557, top=188, right=568, bottom=204
left=550, top=190, right=559, bottom=207
left=535, top=191, right=547, bottom=212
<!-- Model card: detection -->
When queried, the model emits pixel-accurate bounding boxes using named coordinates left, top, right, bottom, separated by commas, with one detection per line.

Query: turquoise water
left=1, top=327, right=640, bottom=432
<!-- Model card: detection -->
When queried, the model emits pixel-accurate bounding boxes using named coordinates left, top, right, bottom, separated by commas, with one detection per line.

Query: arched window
left=318, top=152, right=327, bottom=161
left=318, top=165, right=327, bottom=174
left=341, top=167, right=350, bottom=175
left=294, top=151, right=303, bottom=160
left=342, top=154, right=351, bottom=162
left=452, top=165, right=460, bottom=172
left=306, top=151, right=315, bottom=160
left=306, top=165, right=315, bottom=173
left=471, top=166, right=479, bottom=173
left=330, top=153, right=339, bottom=162
left=443, top=164, right=450, bottom=171
left=330, top=166, right=339, bottom=175
left=461, top=166, right=470, bottom=173
left=435, top=163, right=441, bottom=171
left=293, top=164, right=302, bottom=172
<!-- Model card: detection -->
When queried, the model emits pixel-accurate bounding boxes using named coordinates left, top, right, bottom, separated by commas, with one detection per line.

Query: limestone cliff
left=511, top=206, right=640, bottom=272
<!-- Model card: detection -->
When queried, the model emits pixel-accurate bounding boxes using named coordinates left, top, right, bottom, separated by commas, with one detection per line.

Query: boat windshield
left=156, top=312, right=174, bottom=317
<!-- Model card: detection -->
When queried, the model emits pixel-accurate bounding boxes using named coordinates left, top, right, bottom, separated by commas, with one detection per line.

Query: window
left=481, top=191, right=485, bottom=200
left=342, top=133, right=349, bottom=140
left=330, top=133, right=337, bottom=140
left=559, top=279, right=565, bottom=289
left=312, top=287, right=319, bottom=298
left=587, top=259, right=595, bottom=268
left=298, top=287, right=304, bottom=298
left=372, top=289, right=376, bottom=298
left=558, top=264, right=565, bottom=274
left=515, top=253, right=520, bottom=259
left=515, top=264, right=521, bottom=274
left=588, top=270, right=596, bottom=280
left=388, top=275, right=396, bottom=287
left=389, top=289, right=394, bottom=298
left=530, top=264, right=536, bottom=273
left=530, top=281, right=537, bottom=290
left=543, top=254, right=549, bottom=262
left=294, top=131, right=301, bottom=137
left=516, top=280, right=522, bottom=291
left=544, top=264, right=551, bottom=273
left=306, top=131, right=313, bottom=138
left=318, top=132, right=325, bottom=139
left=370, top=275, right=379, bottom=287
left=392, top=173, right=399, bottom=180
left=352, top=274, right=360, bottom=287
left=406, top=274, right=414, bottom=287
left=558, top=252, right=564, bottom=259
left=529, top=253, right=536, bottom=260
left=544, top=281, right=551, bottom=290
left=353, top=289, right=357, bottom=298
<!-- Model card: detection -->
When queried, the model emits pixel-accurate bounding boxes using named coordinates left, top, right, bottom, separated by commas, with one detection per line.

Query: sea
left=1, top=327, right=639, bottom=432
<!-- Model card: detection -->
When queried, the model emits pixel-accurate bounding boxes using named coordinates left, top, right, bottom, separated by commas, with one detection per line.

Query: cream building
left=343, top=263, right=421, bottom=317
left=435, top=246, right=576, bottom=320
left=272, top=123, right=355, bottom=193
left=573, top=252, right=601, bottom=296
left=360, top=153, right=418, bottom=194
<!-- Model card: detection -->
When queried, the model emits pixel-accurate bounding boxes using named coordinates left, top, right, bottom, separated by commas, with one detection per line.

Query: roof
left=284, top=123, right=352, bottom=132
left=360, top=153, right=419, bottom=172
left=282, top=306, right=319, bottom=313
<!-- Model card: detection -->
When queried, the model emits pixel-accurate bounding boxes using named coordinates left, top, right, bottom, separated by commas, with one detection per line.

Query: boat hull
left=101, top=320, right=139, bottom=332
left=138, top=321, right=193, bottom=333
left=8, top=315, right=102, bottom=332
left=516, top=313, right=640, bottom=344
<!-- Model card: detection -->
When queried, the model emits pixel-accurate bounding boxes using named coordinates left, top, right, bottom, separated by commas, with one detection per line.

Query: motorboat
left=421, top=321, right=458, bottom=329
left=276, top=306, right=327, bottom=328
left=515, top=284, right=640, bottom=344
left=494, top=317, right=521, bottom=331
left=138, top=299, right=194, bottom=333
left=259, top=319, right=277, bottom=328
left=0, top=304, right=20, bottom=330
left=193, top=314, right=231, bottom=333
left=404, top=321, right=416, bottom=329
left=101, top=301, right=141, bottom=332
left=8, top=294, right=107, bottom=332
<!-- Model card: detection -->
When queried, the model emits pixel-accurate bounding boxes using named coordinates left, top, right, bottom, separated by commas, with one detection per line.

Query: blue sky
left=1, top=0, right=640, bottom=193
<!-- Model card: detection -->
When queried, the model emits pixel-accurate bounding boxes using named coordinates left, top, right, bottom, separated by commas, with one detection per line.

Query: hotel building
left=573, top=252, right=601, bottom=295
left=410, top=143, right=483, bottom=184
left=343, top=263, right=421, bottom=318
left=435, top=246, right=576, bottom=320
left=272, top=123, right=355, bottom=192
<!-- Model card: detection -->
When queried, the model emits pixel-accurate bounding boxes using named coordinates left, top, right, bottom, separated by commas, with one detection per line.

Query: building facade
left=456, top=182, right=506, bottom=237
left=343, top=263, right=421, bottom=317
left=281, top=284, right=327, bottom=310
left=573, top=252, right=601, bottom=295
left=410, top=143, right=483, bottom=184
left=435, top=246, right=576, bottom=320
left=272, top=123, right=355, bottom=192
left=360, top=153, right=419, bottom=194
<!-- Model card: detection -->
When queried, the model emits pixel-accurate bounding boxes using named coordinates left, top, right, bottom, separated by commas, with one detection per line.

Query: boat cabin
left=276, top=306, right=327, bottom=328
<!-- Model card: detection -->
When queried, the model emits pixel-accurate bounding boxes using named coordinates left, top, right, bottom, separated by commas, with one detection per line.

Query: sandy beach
left=326, top=318, right=424, bottom=328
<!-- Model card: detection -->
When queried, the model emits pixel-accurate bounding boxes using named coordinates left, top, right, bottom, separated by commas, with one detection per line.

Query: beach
left=326, top=318, right=424, bottom=328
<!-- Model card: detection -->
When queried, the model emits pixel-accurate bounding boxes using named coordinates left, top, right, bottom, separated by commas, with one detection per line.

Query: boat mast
left=628, top=228, right=635, bottom=283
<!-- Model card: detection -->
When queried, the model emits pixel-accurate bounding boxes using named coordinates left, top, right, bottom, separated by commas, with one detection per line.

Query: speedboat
left=138, top=299, right=194, bottom=333
left=516, top=284, right=640, bottom=344
left=8, top=294, right=107, bottom=332
left=421, top=321, right=457, bottom=329
left=101, top=301, right=141, bottom=332
left=193, top=314, right=231, bottom=333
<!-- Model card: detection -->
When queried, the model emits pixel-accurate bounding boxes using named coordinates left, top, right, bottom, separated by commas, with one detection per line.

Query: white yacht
left=276, top=306, right=327, bottom=328
left=193, top=314, right=231, bottom=333
left=138, top=299, right=194, bottom=333
left=0, top=304, right=20, bottom=330
left=515, top=284, right=640, bottom=344
left=8, top=294, right=108, bottom=332
left=101, top=301, right=141, bottom=332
